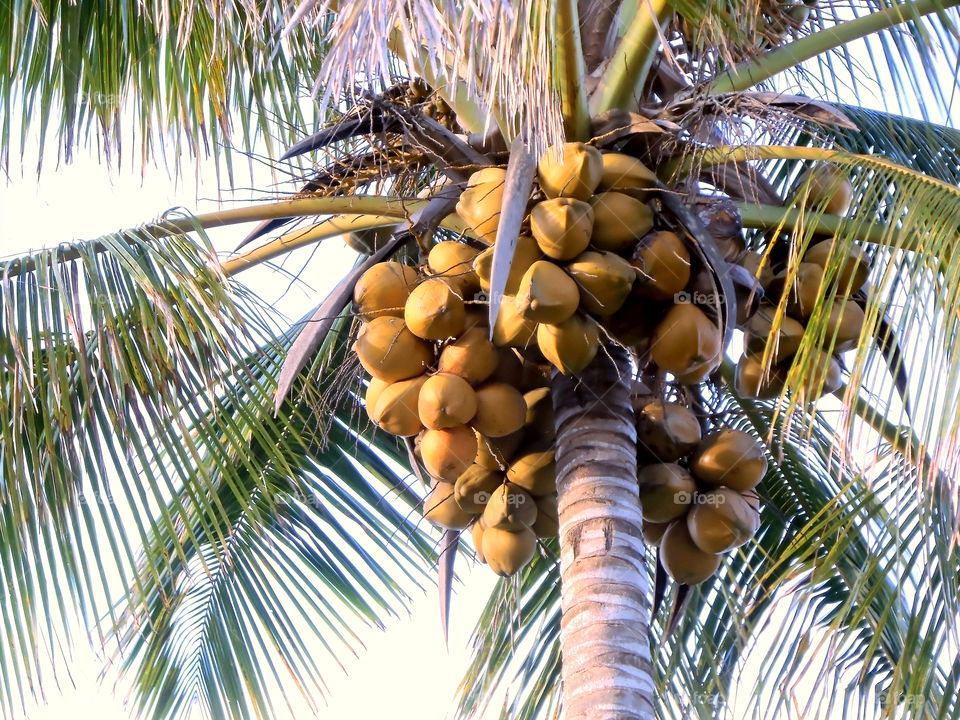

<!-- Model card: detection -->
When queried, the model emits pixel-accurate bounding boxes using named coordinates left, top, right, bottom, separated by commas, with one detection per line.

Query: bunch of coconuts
left=633, top=395, right=765, bottom=584
left=351, top=248, right=560, bottom=578
left=733, top=165, right=870, bottom=403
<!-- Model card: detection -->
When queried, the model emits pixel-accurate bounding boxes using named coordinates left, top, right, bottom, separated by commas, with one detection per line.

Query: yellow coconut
left=428, top=241, right=481, bottom=294
left=630, top=231, right=691, bottom=301
left=353, top=261, right=420, bottom=321
left=795, top=349, right=843, bottom=400
left=734, top=354, right=787, bottom=400
left=483, top=482, right=537, bottom=530
left=531, top=494, right=559, bottom=538
left=492, top=297, right=539, bottom=349
left=354, top=316, right=434, bottom=382
left=423, top=481, right=475, bottom=529
left=506, top=446, right=557, bottom=496
left=474, top=234, right=543, bottom=294
left=457, top=179, right=504, bottom=243
left=437, top=326, right=499, bottom=384
left=796, top=165, right=853, bottom=216
left=635, top=401, right=702, bottom=462
left=641, top=520, right=670, bottom=546
left=471, top=519, right=487, bottom=563
left=537, top=142, right=603, bottom=200
left=523, top=387, right=555, bottom=441
left=824, top=299, right=864, bottom=351
left=649, top=303, right=722, bottom=379
left=372, top=374, right=428, bottom=436
left=404, top=278, right=466, bottom=340
left=589, top=192, right=655, bottom=252
left=515, top=261, right=580, bottom=324
left=364, top=378, right=389, bottom=424
left=468, top=167, right=507, bottom=187
left=596, top=152, right=658, bottom=196
left=637, top=462, right=697, bottom=523
left=565, top=250, right=636, bottom=316
left=418, top=373, right=478, bottom=430
left=482, top=526, right=538, bottom=577
left=475, top=431, right=525, bottom=471
left=743, top=305, right=806, bottom=363
left=660, top=521, right=723, bottom=585
left=472, top=382, right=528, bottom=437
left=454, top=464, right=504, bottom=514
left=768, top=263, right=825, bottom=320
left=420, top=425, right=480, bottom=481
left=537, top=313, right=600, bottom=375
left=803, top=239, right=870, bottom=294
left=529, top=198, right=594, bottom=260
left=686, top=487, right=760, bottom=554
left=691, top=429, right=767, bottom=491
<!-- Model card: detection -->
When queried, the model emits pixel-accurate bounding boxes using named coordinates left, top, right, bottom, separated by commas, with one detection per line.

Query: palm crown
left=1, top=0, right=959, bottom=718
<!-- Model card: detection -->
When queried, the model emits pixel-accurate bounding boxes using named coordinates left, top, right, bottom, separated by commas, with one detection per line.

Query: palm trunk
left=551, top=346, right=654, bottom=720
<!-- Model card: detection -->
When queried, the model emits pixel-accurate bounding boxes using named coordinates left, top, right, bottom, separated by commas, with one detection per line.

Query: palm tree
left=2, top=0, right=960, bottom=718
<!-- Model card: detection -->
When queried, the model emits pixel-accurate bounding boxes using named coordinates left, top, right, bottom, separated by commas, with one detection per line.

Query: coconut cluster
left=733, top=167, right=869, bottom=402
left=351, top=252, right=560, bottom=577
left=634, top=399, right=764, bottom=585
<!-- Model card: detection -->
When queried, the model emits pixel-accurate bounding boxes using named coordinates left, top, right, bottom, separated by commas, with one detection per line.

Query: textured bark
left=552, top=346, right=654, bottom=720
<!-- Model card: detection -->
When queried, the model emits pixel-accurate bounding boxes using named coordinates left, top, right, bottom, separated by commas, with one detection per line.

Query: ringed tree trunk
left=552, top=345, right=654, bottom=720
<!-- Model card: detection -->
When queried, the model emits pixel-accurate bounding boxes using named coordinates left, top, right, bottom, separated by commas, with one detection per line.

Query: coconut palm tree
left=1, top=0, right=960, bottom=719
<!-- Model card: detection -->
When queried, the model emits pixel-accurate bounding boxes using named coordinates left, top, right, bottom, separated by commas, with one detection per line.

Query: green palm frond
left=0, top=0, right=328, bottom=172
left=456, top=382, right=960, bottom=720
left=0, top=223, right=439, bottom=716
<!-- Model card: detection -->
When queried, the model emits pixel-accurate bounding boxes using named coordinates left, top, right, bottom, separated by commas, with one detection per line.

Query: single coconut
left=364, top=377, right=389, bottom=424
left=423, top=481, right=475, bottom=529
left=686, top=487, right=760, bottom=553
left=796, top=165, right=853, bottom=216
left=483, top=482, right=537, bottom=530
left=492, top=296, right=538, bottom=349
left=353, top=261, right=420, bottom=321
left=630, top=231, right=691, bottom=301
left=531, top=494, right=559, bottom=538
left=428, top=241, right=481, bottom=294
left=691, top=429, right=767, bottom=491
left=794, top=349, right=843, bottom=400
left=649, top=303, right=722, bottom=379
left=637, top=462, right=697, bottom=523
left=823, top=299, right=864, bottom=352
left=596, top=152, right=658, bottom=196
left=734, top=354, right=787, bottom=400
left=506, top=445, right=557, bottom=496
left=454, top=464, right=505, bottom=514
left=660, top=521, right=723, bottom=585
left=743, top=305, right=806, bottom=363
left=474, top=234, right=543, bottom=294
left=537, top=142, right=603, bottom=200
left=438, top=327, right=499, bottom=384
left=471, top=519, right=487, bottom=563
left=641, top=520, right=670, bottom=546
left=515, top=261, right=580, bottom=324
left=537, top=313, right=600, bottom=375
left=523, top=387, right=555, bottom=441
left=482, top=526, right=538, bottom=577
left=354, top=316, right=434, bottom=382
left=635, top=401, right=702, bottom=462
left=418, top=373, right=478, bottom=429
left=565, top=250, right=636, bottom=316
left=475, top=430, right=524, bottom=471
left=471, top=382, right=528, bottom=437
left=420, top=425, right=480, bottom=481
left=530, top=198, right=594, bottom=260
left=404, top=278, right=466, bottom=340
left=768, top=263, right=825, bottom=320
left=803, top=238, right=869, bottom=294
left=457, top=171, right=506, bottom=243
left=372, top=374, right=428, bottom=436
left=589, top=192, right=655, bottom=252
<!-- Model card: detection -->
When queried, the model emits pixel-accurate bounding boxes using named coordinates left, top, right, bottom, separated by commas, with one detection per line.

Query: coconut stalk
left=552, top=345, right=654, bottom=720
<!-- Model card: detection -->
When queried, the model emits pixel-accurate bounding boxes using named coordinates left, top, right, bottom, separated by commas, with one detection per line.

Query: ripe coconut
left=589, top=192, right=655, bottom=252
left=515, top=261, right=580, bottom=324
left=796, top=165, right=852, bottom=216
left=523, top=387, right=555, bottom=441
left=471, top=519, right=487, bottom=563
left=530, top=198, right=594, bottom=260
left=474, top=234, right=543, bottom=295
left=734, top=354, right=787, bottom=400
left=649, top=303, right=722, bottom=379
left=354, top=316, right=434, bottom=382
left=565, top=250, right=636, bottom=316
left=824, top=299, right=864, bottom=351
left=537, top=142, right=603, bottom=200
left=596, top=152, right=658, bottom=196
left=437, top=327, right=499, bottom=384
left=404, top=278, right=467, bottom=340
left=428, top=241, right=481, bottom=295
left=537, top=313, right=600, bottom=375
left=492, top=296, right=538, bottom=349
left=476, top=430, right=524, bottom=471
left=420, top=425, right=480, bottom=481
left=641, top=520, right=670, bottom=546
left=691, top=429, right=767, bottom=491
left=483, top=482, right=537, bottom=530
left=531, top=493, right=559, bottom=538
left=423, top=481, right=475, bottom=529
left=471, top=382, right=528, bottom=437
left=353, top=261, right=420, bottom=321
left=743, top=305, right=806, bottom=363
left=769, top=262, right=825, bottom=320
left=795, top=349, right=843, bottom=400
left=454, top=464, right=504, bottom=514
left=468, top=167, right=508, bottom=187
left=507, top=445, right=557, bottom=496
left=635, top=401, right=702, bottom=462
left=660, top=521, right=723, bottom=585
left=630, top=231, right=691, bottom=301
left=364, top=378, right=389, bottom=424
left=637, top=463, right=697, bottom=523
left=482, top=526, right=538, bottom=577
left=418, top=373, right=478, bottom=430
left=372, top=374, right=428, bottom=436
left=457, top=171, right=506, bottom=243
left=686, top=487, right=760, bottom=554
left=803, top=238, right=869, bottom=294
